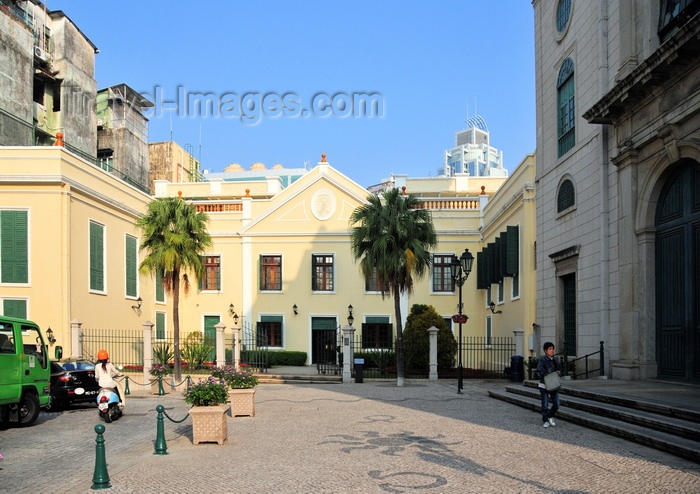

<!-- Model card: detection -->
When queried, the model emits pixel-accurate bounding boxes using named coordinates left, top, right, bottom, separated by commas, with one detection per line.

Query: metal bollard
left=154, top=405, right=168, bottom=455
left=157, top=375, right=165, bottom=396
left=91, top=424, right=111, bottom=490
left=123, top=375, right=131, bottom=396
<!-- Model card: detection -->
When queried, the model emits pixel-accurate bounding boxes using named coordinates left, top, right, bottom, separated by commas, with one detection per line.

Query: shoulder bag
left=544, top=371, right=561, bottom=392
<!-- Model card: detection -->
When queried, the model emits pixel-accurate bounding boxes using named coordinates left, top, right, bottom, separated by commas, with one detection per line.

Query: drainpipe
left=598, top=0, right=611, bottom=371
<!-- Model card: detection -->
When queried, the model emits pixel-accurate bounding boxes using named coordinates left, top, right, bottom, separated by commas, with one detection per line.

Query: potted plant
left=184, top=377, right=230, bottom=445
left=149, top=364, right=172, bottom=395
left=211, top=365, right=258, bottom=417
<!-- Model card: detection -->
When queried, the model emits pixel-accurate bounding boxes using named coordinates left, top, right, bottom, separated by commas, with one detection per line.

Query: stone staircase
left=488, top=380, right=700, bottom=463
left=255, top=371, right=342, bottom=385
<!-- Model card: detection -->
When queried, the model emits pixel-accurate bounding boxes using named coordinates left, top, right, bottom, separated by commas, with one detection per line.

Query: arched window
left=557, top=179, right=575, bottom=212
left=557, top=58, right=575, bottom=157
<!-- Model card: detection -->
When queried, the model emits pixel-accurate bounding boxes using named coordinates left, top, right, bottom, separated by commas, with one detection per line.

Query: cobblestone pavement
left=1, top=380, right=699, bottom=494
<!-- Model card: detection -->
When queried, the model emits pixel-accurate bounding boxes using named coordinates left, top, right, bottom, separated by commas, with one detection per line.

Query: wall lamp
left=293, top=304, right=298, bottom=315
left=347, top=304, right=354, bottom=326
left=228, top=304, right=240, bottom=325
left=46, top=327, right=56, bottom=346
left=488, top=301, right=502, bottom=314
left=132, top=296, right=142, bottom=315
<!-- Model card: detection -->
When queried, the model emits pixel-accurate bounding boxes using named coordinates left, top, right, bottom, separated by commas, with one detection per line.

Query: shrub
left=153, top=343, right=174, bottom=365
left=183, top=377, right=228, bottom=406
left=182, top=332, right=215, bottom=369
left=268, top=350, right=307, bottom=366
left=211, top=365, right=258, bottom=388
left=403, top=304, right=457, bottom=370
left=149, top=363, right=171, bottom=377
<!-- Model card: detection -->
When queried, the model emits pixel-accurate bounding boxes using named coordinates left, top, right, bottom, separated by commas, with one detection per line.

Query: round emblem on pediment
left=311, top=189, right=336, bottom=221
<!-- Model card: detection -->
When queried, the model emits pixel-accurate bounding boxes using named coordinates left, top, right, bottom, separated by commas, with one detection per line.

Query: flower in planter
left=183, top=377, right=228, bottom=407
left=211, top=365, right=258, bottom=389
left=149, top=364, right=172, bottom=378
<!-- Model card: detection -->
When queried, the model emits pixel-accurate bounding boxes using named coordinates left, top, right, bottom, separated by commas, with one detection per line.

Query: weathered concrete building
left=0, top=0, right=98, bottom=158
left=148, top=141, right=202, bottom=193
left=96, top=84, right=153, bottom=193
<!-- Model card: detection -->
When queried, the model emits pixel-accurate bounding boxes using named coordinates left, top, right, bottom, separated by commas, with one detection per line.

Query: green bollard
left=91, top=424, right=111, bottom=490
left=157, top=375, right=165, bottom=396
left=154, top=405, right=168, bottom=455
left=123, top=375, right=130, bottom=396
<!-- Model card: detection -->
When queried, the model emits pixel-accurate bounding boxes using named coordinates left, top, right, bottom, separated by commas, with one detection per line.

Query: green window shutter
left=476, top=251, right=487, bottom=289
left=366, top=316, right=389, bottom=324
left=3, top=299, right=27, bottom=319
left=506, top=226, right=520, bottom=275
left=499, top=232, right=509, bottom=279
left=90, top=221, right=104, bottom=291
left=261, top=315, right=283, bottom=323
left=487, top=242, right=497, bottom=285
left=495, top=236, right=503, bottom=281
left=259, top=256, right=263, bottom=290
left=125, top=236, right=137, bottom=297
left=198, top=256, right=203, bottom=291
left=155, top=312, right=166, bottom=340
left=156, top=269, right=165, bottom=302
left=1, top=210, right=28, bottom=283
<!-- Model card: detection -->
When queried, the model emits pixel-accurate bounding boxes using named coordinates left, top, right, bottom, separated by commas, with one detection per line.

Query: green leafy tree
left=404, top=304, right=457, bottom=371
left=350, top=188, right=437, bottom=387
left=136, top=197, right=212, bottom=382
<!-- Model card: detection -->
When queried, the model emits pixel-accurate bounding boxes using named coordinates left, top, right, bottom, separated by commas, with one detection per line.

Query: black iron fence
left=82, top=328, right=144, bottom=369
left=240, top=321, right=269, bottom=372
left=342, top=335, right=514, bottom=380
left=460, top=336, right=515, bottom=379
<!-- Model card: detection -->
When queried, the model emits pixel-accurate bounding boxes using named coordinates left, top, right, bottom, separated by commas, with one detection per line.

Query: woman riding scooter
left=94, top=349, right=124, bottom=422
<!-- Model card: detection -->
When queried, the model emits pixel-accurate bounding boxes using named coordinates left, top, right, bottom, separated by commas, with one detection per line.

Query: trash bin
left=353, top=358, right=364, bottom=383
left=510, top=355, right=524, bottom=382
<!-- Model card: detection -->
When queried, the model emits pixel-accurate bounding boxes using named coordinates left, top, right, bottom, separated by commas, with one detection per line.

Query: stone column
left=513, top=328, right=524, bottom=356
left=70, top=319, right=82, bottom=359
left=231, top=324, right=241, bottom=370
left=428, top=326, right=439, bottom=380
left=142, top=320, right=154, bottom=390
left=342, top=325, right=355, bottom=383
left=215, top=322, right=226, bottom=366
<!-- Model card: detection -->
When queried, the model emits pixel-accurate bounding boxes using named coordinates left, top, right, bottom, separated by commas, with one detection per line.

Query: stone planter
left=227, top=387, right=256, bottom=417
left=150, top=378, right=169, bottom=395
left=188, top=404, right=230, bottom=445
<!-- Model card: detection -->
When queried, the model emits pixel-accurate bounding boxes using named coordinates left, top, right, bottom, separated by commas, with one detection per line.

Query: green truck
left=0, top=316, right=62, bottom=426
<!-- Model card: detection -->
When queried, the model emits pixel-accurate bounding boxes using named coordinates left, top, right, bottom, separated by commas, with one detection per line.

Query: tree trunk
left=394, top=290, right=405, bottom=387
left=172, top=268, right=182, bottom=382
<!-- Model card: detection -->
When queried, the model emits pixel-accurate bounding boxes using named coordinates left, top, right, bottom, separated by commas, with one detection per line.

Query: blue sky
left=59, top=1, right=535, bottom=187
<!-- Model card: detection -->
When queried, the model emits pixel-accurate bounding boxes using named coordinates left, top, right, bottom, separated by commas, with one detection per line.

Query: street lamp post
left=451, top=248, right=474, bottom=394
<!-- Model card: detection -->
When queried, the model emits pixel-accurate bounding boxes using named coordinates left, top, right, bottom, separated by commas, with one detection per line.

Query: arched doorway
left=655, top=160, right=700, bottom=382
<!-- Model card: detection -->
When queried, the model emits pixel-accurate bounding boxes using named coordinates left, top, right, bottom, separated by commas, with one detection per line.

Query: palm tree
left=136, top=197, right=212, bottom=382
left=350, top=187, right=437, bottom=386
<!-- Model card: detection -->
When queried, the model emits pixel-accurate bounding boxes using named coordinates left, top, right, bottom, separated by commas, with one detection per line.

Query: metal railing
left=567, top=341, right=605, bottom=380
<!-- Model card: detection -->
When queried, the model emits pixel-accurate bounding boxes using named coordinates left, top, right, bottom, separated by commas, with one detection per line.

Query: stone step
left=505, top=385, right=700, bottom=441
left=488, top=388, right=700, bottom=463
left=521, top=380, right=700, bottom=423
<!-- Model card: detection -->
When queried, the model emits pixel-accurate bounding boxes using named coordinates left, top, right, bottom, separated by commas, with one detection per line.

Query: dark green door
left=656, top=162, right=700, bottom=382
left=204, top=316, right=219, bottom=364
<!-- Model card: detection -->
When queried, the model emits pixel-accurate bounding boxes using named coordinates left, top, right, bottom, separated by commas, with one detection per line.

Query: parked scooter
left=96, top=377, right=125, bottom=423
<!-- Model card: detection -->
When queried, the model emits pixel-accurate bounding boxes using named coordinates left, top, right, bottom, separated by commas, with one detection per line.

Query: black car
left=48, top=359, right=100, bottom=409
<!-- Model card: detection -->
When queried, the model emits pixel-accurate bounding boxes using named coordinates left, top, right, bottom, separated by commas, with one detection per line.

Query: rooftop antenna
left=169, top=112, right=173, bottom=142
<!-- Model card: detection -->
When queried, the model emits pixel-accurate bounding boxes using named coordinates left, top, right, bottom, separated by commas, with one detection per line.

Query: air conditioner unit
left=34, top=46, right=48, bottom=62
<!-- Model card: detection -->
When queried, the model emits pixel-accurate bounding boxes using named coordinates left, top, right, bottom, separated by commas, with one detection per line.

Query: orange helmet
left=97, top=349, right=109, bottom=361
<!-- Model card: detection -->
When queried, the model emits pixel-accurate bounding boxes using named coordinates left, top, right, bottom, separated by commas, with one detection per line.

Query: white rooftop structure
left=437, top=115, right=507, bottom=178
